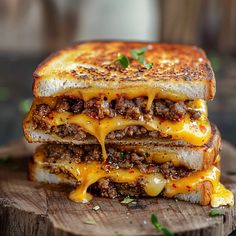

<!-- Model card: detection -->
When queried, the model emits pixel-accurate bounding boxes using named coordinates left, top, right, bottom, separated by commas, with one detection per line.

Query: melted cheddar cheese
left=34, top=150, right=166, bottom=203
left=26, top=98, right=211, bottom=160
left=165, top=166, right=220, bottom=197
left=54, top=87, right=189, bottom=104
left=34, top=151, right=234, bottom=207
left=211, top=183, right=234, bottom=207
left=165, top=165, right=234, bottom=207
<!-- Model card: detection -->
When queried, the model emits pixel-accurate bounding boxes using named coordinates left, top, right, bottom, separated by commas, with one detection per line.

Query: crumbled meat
left=32, top=104, right=51, bottom=130
left=169, top=101, right=187, bottom=120
left=32, top=96, right=201, bottom=138
left=159, top=162, right=190, bottom=179
left=55, top=97, right=84, bottom=113
left=83, top=98, right=115, bottom=119
left=51, top=124, right=87, bottom=140
left=106, top=126, right=155, bottom=140
left=115, top=97, right=141, bottom=119
left=32, top=97, right=201, bottom=132
left=90, top=178, right=145, bottom=198
left=55, top=98, right=71, bottom=112
left=134, top=97, right=149, bottom=113
left=188, top=109, right=201, bottom=120
left=154, top=100, right=187, bottom=121
left=33, top=104, right=51, bottom=119
left=49, top=124, right=164, bottom=140
left=97, top=178, right=118, bottom=198
left=44, top=144, right=82, bottom=163
left=41, top=143, right=192, bottom=179
left=82, top=145, right=102, bottom=162
left=71, top=99, right=84, bottom=114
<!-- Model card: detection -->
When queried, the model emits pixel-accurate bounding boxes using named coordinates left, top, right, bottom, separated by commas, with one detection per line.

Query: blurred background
left=0, top=0, right=236, bottom=146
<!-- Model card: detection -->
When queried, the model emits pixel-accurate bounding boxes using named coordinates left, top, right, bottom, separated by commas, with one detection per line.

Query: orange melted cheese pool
left=26, top=98, right=211, bottom=160
left=34, top=151, right=234, bottom=207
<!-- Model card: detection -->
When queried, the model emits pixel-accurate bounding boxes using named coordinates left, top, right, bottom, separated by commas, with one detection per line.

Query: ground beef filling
left=42, top=144, right=192, bottom=180
left=42, top=143, right=193, bottom=198
left=90, top=178, right=146, bottom=198
left=50, top=123, right=166, bottom=140
left=33, top=96, right=201, bottom=123
left=32, top=96, right=201, bottom=139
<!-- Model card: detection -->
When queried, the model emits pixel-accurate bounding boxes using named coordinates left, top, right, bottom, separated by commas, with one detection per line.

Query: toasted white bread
left=33, top=41, right=215, bottom=100
left=23, top=124, right=221, bottom=171
left=29, top=161, right=213, bottom=206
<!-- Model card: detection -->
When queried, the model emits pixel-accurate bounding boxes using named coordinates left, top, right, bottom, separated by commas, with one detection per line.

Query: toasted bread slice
left=33, top=41, right=215, bottom=100
left=24, top=124, right=221, bottom=171
left=28, top=161, right=213, bottom=206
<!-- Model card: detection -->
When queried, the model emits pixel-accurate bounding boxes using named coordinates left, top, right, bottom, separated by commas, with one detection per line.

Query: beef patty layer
left=39, top=143, right=192, bottom=180
left=33, top=96, right=201, bottom=122
left=31, top=96, right=202, bottom=141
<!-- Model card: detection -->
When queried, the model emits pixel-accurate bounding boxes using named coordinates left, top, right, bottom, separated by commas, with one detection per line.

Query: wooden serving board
left=0, top=140, right=236, bottom=236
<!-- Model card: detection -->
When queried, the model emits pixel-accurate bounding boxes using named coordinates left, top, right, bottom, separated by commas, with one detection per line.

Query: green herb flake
left=131, top=47, right=153, bottom=69
left=92, top=205, right=100, bottom=211
left=83, top=220, right=97, bottom=225
left=143, top=61, right=153, bottom=69
left=131, top=47, right=147, bottom=59
left=121, top=196, right=135, bottom=204
left=117, top=53, right=129, bottom=68
left=120, top=152, right=125, bottom=158
left=209, top=208, right=225, bottom=217
left=19, top=98, right=32, bottom=114
left=151, top=214, right=173, bottom=236
left=208, top=53, right=220, bottom=72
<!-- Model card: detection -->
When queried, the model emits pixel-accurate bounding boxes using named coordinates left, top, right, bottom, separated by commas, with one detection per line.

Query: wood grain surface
left=0, top=140, right=236, bottom=236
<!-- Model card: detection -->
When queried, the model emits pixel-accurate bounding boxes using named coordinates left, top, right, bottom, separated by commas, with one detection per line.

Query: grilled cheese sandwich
left=24, top=41, right=233, bottom=207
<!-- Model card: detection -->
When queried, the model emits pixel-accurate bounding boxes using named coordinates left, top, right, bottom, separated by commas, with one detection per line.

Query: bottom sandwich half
left=29, top=143, right=234, bottom=207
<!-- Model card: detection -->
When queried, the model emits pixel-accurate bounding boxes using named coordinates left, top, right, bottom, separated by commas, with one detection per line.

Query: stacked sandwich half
left=23, top=42, right=234, bottom=206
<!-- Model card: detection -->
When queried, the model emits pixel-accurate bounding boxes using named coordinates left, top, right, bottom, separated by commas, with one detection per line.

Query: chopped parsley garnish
left=131, top=47, right=153, bottom=69
left=151, top=214, right=173, bottom=236
left=121, top=196, right=135, bottom=204
left=19, top=98, right=32, bottom=114
left=131, top=47, right=147, bottom=59
left=209, top=208, right=225, bottom=217
left=117, top=53, right=129, bottom=68
left=120, top=152, right=125, bottom=158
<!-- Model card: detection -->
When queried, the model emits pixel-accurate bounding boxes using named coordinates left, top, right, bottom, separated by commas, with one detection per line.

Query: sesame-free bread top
left=33, top=41, right=215, bottom=100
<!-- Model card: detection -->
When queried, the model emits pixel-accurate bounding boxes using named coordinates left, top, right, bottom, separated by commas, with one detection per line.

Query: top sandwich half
left=24, top=42, right=216, bottom=156
left=33, top=41, right=215, bottom=100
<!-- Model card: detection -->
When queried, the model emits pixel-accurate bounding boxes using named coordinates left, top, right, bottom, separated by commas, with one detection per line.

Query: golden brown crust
left=200, top=181, right=213, bottom=205
left=202, top=124, right=221, bottom=169
left=33, top=41, right=215, bottom=99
